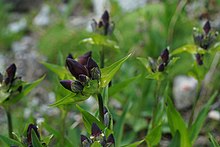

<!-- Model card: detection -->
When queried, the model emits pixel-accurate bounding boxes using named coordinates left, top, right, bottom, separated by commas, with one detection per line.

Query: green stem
left=97, top=93, right=104, bottom=123
left=100, top=48, right=104, bottom=68
left=5, top=108, right=13, bottom=139
left=60, top=110, right=67, bottom=146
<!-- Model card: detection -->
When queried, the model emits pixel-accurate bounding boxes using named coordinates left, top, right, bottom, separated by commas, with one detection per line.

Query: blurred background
left=0, top=0, right=220, bottom=146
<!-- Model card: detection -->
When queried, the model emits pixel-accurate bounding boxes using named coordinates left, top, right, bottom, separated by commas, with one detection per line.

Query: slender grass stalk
left=60, top=109, right=67, bottom=146
left=97, top=93, right=104, bottom=123
left=5, top=107, right=13, bottom=139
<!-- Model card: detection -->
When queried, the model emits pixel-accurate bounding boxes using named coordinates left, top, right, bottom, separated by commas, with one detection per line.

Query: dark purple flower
left=91, top=123, right=102, bottom=137
left=60, top=80, right=73, bottom=91
left=203, top=20, right=211, bottom=34
left=87, top=58, right=101, bottom=80
left=67, top=53, right=74, bottom=59
left=78, top=51, right=92, bottom=66
left=106, top=134, right=115, bottom=145
left=66, top=58, right=89, bottom=79
left=5, top=63, right=16, bottom=85
left=195, top=53, right=203, bottom=65
left=158, top=63, right=165, bottom=72
left=27, top=124, right=40, bottom=146
left=160, top=48, right=169, bottom=64
left=81, top=135, right=91, bottom=147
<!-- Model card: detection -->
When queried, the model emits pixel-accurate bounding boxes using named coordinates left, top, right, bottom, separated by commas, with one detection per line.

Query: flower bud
left=78, top=51, right=92, bottom=66
left=106, top=134, right=115, bottom=146
left=78, top=74, right=89, bottom=86
left=67, top=53, right=74, bottom=59
left=81, top=135, right=91, bottom=147
left=158, top=63, right=165, bottom=72
left=203, top=20, right=211, bottom=34
left=5, top=63, right=16, bottom=85
left=195, top=53, right=203, bottom=65
left=91, top=123, right=102, bottom=137
left=66, top=58, right=88, bottom=79
left=60, top=80, right=73, bottom=91
left=87, top=58, right=100, bottom=80
left=160, top=48, right=169, bottom=64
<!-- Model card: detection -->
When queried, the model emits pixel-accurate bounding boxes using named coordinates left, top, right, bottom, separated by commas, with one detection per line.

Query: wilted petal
left=158, top=63, right=165, bottom=72
left=60, top=80, right=73, bottom=91
left=78, top=51, right=92, bottom=65
left=5, top=63, right=16, bottom=85
left=203, top=20, right=211, bottom=34
left=71, top=80, right=84, bottom=93
left=160, top=48, right=169, bottom=63
left=106, top=134, right=115, bottom=145
left=91, top=123, right=102, bottom=137
left=66, top=58, right=88, bottom=79
left=27, top=124, right=40, bottom=146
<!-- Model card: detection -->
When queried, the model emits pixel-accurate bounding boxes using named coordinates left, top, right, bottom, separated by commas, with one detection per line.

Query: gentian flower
left=27, top=124, right=40, bottom=147
left=60, top=51, right=101, bottom=94
left=91, top=10, right=115, bottom=36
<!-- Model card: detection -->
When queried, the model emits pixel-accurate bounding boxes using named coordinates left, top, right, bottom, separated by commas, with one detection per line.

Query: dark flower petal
left=60, top=80, right=73, bottom=91
left=27, top=124, right=40, bottom=146
left=195, top=53, right=203, bottom=65
left=203, top=20, right=211, bottom=34
left=106, top=134, right=115, bottom=145
left=158, top=63, right=165, bottom=72
left=78, top=74, right=89, bottom=85
left=102, top=10, right=109, bottom=25
left=71, top=80, right=84, bottom=93
left=66, top=58, right=88, bottom=79
left=67, top=53, right=74, bottom=59
left=91, top=123, right=102, bottom=137
left=5, top=63, right=16, bottom=85
left=87, top=58, right=100, bottom=79
left=78, top=51, right=92, bottom=65
left=160, top=48, right=169, bottom=63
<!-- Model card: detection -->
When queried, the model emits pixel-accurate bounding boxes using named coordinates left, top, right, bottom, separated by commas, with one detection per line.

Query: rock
left=117, top=0, right=147, bottom=12
left=8, top=18, right=27, bottom=33
left=173, top=75, right=198, bottom=110
left=208, top=110, right=220, bottom=121
left=33, top=4, right=50, bottom=27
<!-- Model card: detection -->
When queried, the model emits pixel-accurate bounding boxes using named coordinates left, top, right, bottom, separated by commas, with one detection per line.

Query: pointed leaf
left=31, top=129, right=43, bottom=147
left=189, top=92, right=218, bottom=143
left=209, top=133, right=220, bottom=147
left=101, top=54, right=131, bottom=87
left=146, top=124, right=162, bottom=146
left=41, top=62, right=69, bottom=79
left=91, top=141, right=102, bottom=147
left=165, top=96, right=191, bottom=147
left=171, top=44, right=205, bottom=56
left=169, top=131, right=181, bottom=147
left=0, top=135, right=23, bottom=146
left=122, top=140, right=144, bottom=147
left=76, top=105, right=106, bottom=134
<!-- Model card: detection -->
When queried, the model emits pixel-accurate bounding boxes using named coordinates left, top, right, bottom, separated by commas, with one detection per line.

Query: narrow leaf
left=189, top=92, right=218, bottom=143
left=209, top=133, right=220, bottom=147
left=122, top=139, right=144, bottom=147
left=101, top=53, right=131, bottom=87
left=31, top=130, right=43, bottom=147
left=0, top=135, right=23, bottom=146
left=146, top=124, right=162, bottom=146
left=169, top=131, right=181, bottom=147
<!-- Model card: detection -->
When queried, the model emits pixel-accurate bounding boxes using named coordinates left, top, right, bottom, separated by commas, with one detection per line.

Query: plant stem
left=100, top=48, right=105, bottom=68
left=60, top=110, right=67, bottom=146
left=97, top=93, right=104, bottom=123
left=5, top=107, right=13, bottom=139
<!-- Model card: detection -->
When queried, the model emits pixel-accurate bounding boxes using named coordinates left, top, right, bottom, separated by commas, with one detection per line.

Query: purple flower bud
left=203, top=20, right=211, bottom=34
left=5, top=64, right=16, bottom=85
left=78, top=51, right=92, bottom=66
left=102, top=10, right=109, bottom=25
left=27, top=124, right=40, bottom=146
left=67, top=53, right=74, bottom=59
left=60, top=80, right=73, bottom=91
left=91, top=123, right=102, bottom=137
left=78, top=74, right=89, bottom=85
left=106, top=134, right=115, bottom=145
left=160, top=48, right=169, bottom=64
left=158, top=63, right=165, bottom=72
left=195, top=53, right=203, bottom=65
left=66, top=58, right=88, bottom=79
left=86, top=58, right=100, bottom=79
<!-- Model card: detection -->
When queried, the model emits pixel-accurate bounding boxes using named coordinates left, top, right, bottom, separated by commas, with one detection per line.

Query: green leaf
left=109, top=75, right=140, bottom=96
left=121, top=140, right=144, bottom=147
left=0, top=135, right=23, bottom=146
left=49, top=93, right=88, bottom=107
left=76, top=105, right=106, bottom=134
left=42, top=135, right=53, bottom=145
left=101, top=53, right=131, bottom=87
left=3, top=75, right=45, bottom=105
left=146, top=124, right=162, bottom=146
left=189, top=92, right=218, bottom=143
left=80, top=34, right=119, bottom=51
left=114, top=98, right=132, bottom=147
left=41, top=62, right=69, bottom=79
left=165, top=96, right=191, bottom=147
left=169, top=131, right=181, bottom=147
left=209, top=133, right=220, bottom=147
left=91, top=141, right=102, bottom=147
left=171, top=44, right=205, bottom=56
left=137, top=57, right=154, bottom=73
left=31, top=130, right=43, bottom=147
